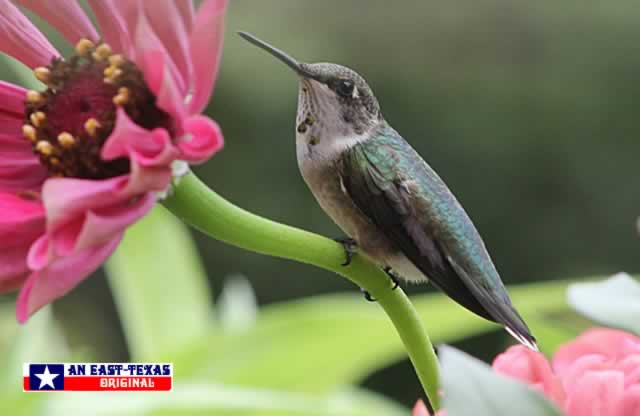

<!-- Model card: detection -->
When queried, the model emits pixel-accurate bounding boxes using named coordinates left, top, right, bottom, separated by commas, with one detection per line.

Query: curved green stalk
left=163, top=172, right=440, bottom=409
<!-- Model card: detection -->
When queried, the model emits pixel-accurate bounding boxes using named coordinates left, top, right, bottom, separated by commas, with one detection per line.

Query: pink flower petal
left=102, top=108, right=179, bottom=167
left=100, top=110, right=174, bottom=196
left=41, top=176, right=129, bottom=231
left=0, top=0, right=60, bottom=68
left=178, top=115, right=224, bottom=163
left=34, top=193, right=153, bottom=262
left=617, top=386, right=640, bottom=416
left=108, top=0, right=138, bottom=32
left=50, top=219, right=82, bottom=258
left=553, top=329, right=640, bottom=375
left=565, top=370, right=624, bottom=416
left=0, top=114, right=22, bottom=136
left=0, top=77, right=47, bottom=191
left=0, top=193, right=44, bottom=279
left=118, top=162, right=172, bottom=197
left=134, top=10, right=187, bottom=98
left=26, top=234, right=50, bottom=271
left=616, top=355, right=640, bottom=387
left=412, top=400, right=430, bottom=416
left=0, top=81, right=28, bottom=118
left=176, top=1, right=195, bottom=31
left=0, top=243, right=32, bottom=284
left=42, top=175, right=166, bottom=238
left=493, top=346, right=552, bottom=383
left=87, top=0, right=134, bottom=57
left=0, top=82, right=47, bottom=191
left=0, top=192, right=45, bottom=244
left=493, top=345, right=566, bottom=406
left=188, top=0, right=228, bottom=114
left=558, top=354, right=610, bottom=400
left=71, top=192, right=154, bottom=252
left=0, top=141, right=47, bottom=192
left=141, top=0, right=192, bottom=91
left=15, top=0, right=99, bottom=45
left=16, top=236, right=122, bottom=323
left=137, top=49, right=188, bottom=130
left=0, top=273, right=28, bottom=293
left=0, top=132, right=35, bottom=154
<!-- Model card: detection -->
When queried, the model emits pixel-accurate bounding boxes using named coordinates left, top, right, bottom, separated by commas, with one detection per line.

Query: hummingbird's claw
left=359, top=268, right=400, bottom=302
left=333, top=237, right=357, bottom=266
left=360, top=288, right=376, bottom=302
left=384, top=267, right=401, bottom=290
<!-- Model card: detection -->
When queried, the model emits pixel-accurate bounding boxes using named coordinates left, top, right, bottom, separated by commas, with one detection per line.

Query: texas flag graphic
left=26, top=364, right=64, bottom=391
left=23, top=363, right=173, bottom=392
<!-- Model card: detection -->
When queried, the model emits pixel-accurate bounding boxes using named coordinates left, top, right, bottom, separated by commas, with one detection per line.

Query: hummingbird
left=239, top=32, right=537, bottom=350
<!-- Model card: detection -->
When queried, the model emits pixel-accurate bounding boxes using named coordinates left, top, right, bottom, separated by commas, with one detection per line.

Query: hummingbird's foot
left=360, top=288, right=376, bottom=302
left=333, top=237, right=357, bottom=266
left=384, top=267, right=401, bottom=290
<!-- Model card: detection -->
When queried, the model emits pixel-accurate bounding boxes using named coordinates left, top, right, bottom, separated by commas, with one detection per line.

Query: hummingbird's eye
left=335, top=79, right=355, bottom=97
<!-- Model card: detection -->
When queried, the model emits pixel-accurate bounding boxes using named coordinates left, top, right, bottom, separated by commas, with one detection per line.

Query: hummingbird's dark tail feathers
left=487, top=299, right=538, bottom=351
left=416, top=251, right=538, bottom=351
left=465, top=289, right=538, bottom=351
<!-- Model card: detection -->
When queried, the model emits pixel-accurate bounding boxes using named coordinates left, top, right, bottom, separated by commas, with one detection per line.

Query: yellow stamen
left=75, top=38, right=95, bottom=56
left=36, top=141, right=53, bottom=155
left=26, top=90, right=43, bottom=104
left=113, top=87, right=130, bottom=106
left=92, top=43, right=112, bottom=61
left=84, top=118, right=101, bottom=137
left=108, top=54, right=125, bottom=67
left=30, top=111, right=46, bottom=127
left=103, top=65, right=118, bottom=78
left=22, top=125, right=37, bottom=142
left=103, top=67, right=122, bottom=84
left=49, top=157, right=61, bottom=166
left=57, top=132, right=75, bottom=148
left=34, top=67, right=51, bottom=83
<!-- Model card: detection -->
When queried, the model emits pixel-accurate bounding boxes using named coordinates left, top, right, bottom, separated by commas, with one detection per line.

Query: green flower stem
left=163, top=172, right=440, bottom=409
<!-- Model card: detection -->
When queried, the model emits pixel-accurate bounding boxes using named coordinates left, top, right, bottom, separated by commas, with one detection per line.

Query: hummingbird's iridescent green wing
left=340, top=125, right=535, bottom=349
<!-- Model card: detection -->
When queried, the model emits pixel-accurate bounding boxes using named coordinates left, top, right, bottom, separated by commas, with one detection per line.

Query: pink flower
left=412, top=400, right=446, bottom=416
left=0, top=0, right=226, bottom=322
left=493, top=343, right=566, bottom=405
left=417, top=329, right=640, bottom=415
left=493, top=328, right=640, bottom=415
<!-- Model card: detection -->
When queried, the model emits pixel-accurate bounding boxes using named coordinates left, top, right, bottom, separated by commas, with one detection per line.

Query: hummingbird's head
left=239, top=32, right=382, bottom=143
left=295, top=63, right=381, bottom=136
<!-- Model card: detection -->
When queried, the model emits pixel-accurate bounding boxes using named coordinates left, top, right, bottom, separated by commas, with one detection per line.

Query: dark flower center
left=23, top=39, right=171, bottom=179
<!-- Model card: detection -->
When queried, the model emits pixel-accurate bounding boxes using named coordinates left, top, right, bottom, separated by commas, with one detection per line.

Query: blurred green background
left=1, top=0, right=639, bottom=412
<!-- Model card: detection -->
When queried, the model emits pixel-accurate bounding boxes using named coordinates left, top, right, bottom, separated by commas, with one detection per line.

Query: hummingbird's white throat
left=295, top=79, right=371, bottom=164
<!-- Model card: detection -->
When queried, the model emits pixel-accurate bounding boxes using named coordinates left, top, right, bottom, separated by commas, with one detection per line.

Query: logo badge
left=23, top=363, right=173, bottom=392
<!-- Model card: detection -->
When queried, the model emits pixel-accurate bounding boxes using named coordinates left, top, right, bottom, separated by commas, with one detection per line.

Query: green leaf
left=0, top=306, right=68, bottom=416
left=439, top=345, right=562, bottom=416
left=105, top=205, right=213, bottom=361
left=46, top=384, right=407, bottom=416
left=0, top=53, right=45, bottom=90
left=568, top=273, right=640, bottom=334
left=175, top=280, right=572, bottom=393
left=1, top=306, right=69, bottom=388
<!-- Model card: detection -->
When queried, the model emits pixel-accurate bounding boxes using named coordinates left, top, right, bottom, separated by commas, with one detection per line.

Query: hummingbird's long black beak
left=238, top=31, right=317, bottom=80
